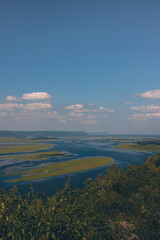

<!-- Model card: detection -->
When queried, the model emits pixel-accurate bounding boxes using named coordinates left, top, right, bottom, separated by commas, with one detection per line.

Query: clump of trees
left=0, top=154, right=160, bottom=240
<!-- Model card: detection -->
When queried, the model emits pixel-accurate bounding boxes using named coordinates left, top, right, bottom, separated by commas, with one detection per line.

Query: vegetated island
left=0, top=137, right=58, bottom=143
left=6, top=157, right=113, bottom=183
left=0, top=144, right=53, bottom=154
left=0, top=151, right=68, bottom=161
left=114, top=142, right=160, bottom=152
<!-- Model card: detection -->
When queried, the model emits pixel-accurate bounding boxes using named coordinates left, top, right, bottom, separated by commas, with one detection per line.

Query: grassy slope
left=7, top=157, right=113, bottom=183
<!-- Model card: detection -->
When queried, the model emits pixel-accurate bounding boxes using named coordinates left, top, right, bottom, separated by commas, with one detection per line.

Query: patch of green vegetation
left=32, top=138, right=58, bottom=142
left=37, top=151, right=67, bottom=158
left=0, top=137, right=58, bottom=144
left=70, top=140, right=81, bottom=143
left=7, top=157, right=113, bottom=182
left=114, top=143, right=160, bottom=152
left=0, top=137, right=32, bottom=143
left=0, top=144, right=53, bottom=154
left=108, top=139, right=135, bottom=142
left=0, top=151, right=67, bottom=160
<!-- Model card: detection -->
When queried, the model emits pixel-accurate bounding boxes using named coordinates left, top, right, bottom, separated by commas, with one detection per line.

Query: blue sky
left=0, top=0, right=160, bottom=134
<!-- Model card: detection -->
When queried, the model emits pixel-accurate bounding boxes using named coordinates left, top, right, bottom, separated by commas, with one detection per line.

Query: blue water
left=0, top=138, right=157, bottom=196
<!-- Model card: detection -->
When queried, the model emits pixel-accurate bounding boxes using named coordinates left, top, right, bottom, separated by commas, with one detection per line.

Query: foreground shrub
left=0, top=155, right=160, bottom=239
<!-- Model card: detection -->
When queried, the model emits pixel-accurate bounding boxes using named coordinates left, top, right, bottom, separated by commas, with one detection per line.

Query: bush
left=0, top=155, right=160, bottom=239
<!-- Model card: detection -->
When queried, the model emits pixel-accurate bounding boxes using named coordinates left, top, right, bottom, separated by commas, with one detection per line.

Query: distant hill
left=0, top=131, right=88, bottom=138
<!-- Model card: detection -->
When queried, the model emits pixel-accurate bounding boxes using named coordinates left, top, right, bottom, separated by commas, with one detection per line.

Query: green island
left=70, top=140, right=81, bottom=143
left=31, top=138, right=58, bottom=142
left=0, top=144, right=53, bottom=154
left=105, top=139, right=136, bottom=142
left=114, top=142, right=160, bottom=151
left=0, top=137, right=34, bottom=143
left=0, top=136, right=58, bottom=141
left=0, top=151, right=68, bottom=161
left=6, top=157, right=113, bottom=183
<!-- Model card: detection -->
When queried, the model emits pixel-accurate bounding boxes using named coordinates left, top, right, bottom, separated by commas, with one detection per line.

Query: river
left=0, top=137, right=157, bottom=196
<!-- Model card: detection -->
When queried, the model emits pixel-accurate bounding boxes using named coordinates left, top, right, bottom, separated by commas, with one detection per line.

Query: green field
left=0, top=144, right=53, bottom=154
left=114, top=143, right=160, bottom=152
left=7, top=156, right=113, bottom=183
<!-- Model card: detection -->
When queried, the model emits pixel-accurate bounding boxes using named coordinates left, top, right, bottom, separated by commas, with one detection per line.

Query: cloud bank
left=131, top=105, right=160, bottom=112
left=1, top=92, right=116, bottom=130
left=0, top=103, right=52, bottom=111
left=131, top=113, right=160, bottom=120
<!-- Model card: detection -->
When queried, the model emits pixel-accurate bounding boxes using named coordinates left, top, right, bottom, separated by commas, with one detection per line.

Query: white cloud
left=47, top=111, right=59, bottom=118
left=65, top=104, right=84, bottom=110
left=131, top=105, right=160, bottom=112
left=6, top=92, right=52, bottom=101
left=65, top=105, right=114, bottom=114
left=6, top=96, right=17, bottom=101
left=69, top=112, right=84, bottom=117
left=131, top=113, right=160, bottom=120
left=74, top=108, right=97, bottom=113
left=23, top=103, right=52, bottom=110
left=130, top=104, right=160, bottom=121
left=74, top=106, right=114, bottom=114
left=145, top=113, right=160, bottom=118
left=0, top=102, right=52, bottom=111
left=99, top=106, right=114, bottom=112
left=0, top=103, right=24, bottom=110
left=136, top=89, right=160, bottom=99
left=22, top=92, right=51, bottom=100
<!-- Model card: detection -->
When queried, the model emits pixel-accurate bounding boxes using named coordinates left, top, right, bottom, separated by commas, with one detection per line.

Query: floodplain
left=0, top=135, right=159, bottom=194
